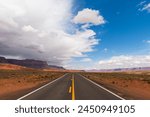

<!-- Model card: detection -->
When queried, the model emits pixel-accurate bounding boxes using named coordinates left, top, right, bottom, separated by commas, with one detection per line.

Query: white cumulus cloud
left=0, top=0, right=102, bottom=67
left=97, top=55, right=150, bottom=69
left=73, top=8, right=105, bottom=26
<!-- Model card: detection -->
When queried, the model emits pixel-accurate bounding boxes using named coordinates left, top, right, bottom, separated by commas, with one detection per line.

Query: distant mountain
left=48, top=65, right=65, bottom=70
left=7, top=59, right=48, bottom=69
left=0, top=56, right=65, bottom=70
left=0, top=57, right=7, bottom=63
left=86, top=67, right=150, bottom=72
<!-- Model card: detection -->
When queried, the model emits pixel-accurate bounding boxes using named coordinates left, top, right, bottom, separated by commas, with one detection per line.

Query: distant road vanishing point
left=17, top=73, right=124, bottom=100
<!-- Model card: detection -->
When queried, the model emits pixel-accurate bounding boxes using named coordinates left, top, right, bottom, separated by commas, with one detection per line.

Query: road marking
left=17, top=73, right=68, bottom=100
left=72, top=74, right=75, bottom=100
left=69, top=86, right=72, bottom=93
left=79, top=74, right=125, bottom=100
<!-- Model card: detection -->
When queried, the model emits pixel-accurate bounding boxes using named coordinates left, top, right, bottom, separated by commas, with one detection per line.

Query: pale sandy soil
left=82, top=72, right=150, bottom=100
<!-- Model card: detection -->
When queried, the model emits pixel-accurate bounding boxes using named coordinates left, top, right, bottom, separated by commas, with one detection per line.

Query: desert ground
left=1, top=63, right=150, bottom=100
left=81, top=71, right=150, bottom=99
left=0, top=64, right=65, bottom=99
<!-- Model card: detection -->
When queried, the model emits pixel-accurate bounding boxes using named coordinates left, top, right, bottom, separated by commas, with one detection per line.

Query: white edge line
left=79, top=74, right=125, bottom=100
left=17, top=73, right=68, bottom=100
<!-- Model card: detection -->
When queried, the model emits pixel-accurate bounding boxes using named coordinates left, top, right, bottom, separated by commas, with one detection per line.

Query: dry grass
left=0, top=69, right=65, bottom=99
left=81, top=72, right=150, bottom=99
left=82, top=72, right=150, bottom=83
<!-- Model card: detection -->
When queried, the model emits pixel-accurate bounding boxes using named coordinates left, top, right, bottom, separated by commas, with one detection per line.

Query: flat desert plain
left=82, top=71, right=150, bottom=99
left=0, top=64, right=65, bottom=99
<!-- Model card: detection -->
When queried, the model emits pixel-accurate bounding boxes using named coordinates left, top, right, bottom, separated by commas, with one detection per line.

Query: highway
left=18, top=73, right=124, bottom=100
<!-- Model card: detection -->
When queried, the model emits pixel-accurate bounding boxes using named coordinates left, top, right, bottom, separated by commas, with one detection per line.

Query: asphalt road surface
left=18, top=73, right=124, bottom=100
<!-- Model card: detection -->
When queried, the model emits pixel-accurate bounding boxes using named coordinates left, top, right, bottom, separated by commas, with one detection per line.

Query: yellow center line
left=69, top=86, right=72, bottom=93
left=72, top=74, right=75, bottom=100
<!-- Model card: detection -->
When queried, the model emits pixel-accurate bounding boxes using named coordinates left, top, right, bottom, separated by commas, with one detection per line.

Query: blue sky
left=68, top=0, right=150, bottom=69
left=0, top=0, right=150, bottom=69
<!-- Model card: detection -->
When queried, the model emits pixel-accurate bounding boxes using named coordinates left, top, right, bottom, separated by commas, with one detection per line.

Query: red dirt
left=0, top=63, right=26, bottom=70
left=0, top=70, right=65, bottom=100
left=83, top=72, right=150, bottom=100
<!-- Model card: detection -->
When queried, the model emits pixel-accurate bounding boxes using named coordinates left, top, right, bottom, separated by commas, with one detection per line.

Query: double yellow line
left=69, top=74, right=75, bottom=100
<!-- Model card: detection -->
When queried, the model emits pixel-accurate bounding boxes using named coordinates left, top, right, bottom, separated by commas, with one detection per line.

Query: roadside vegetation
left=0, top=69, right=65, bottom=81
left=0, top=69, right=65, bottom=99
left=81, top=72, right=150, bottom=84
left=81, top=72, right=150, bottom=99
